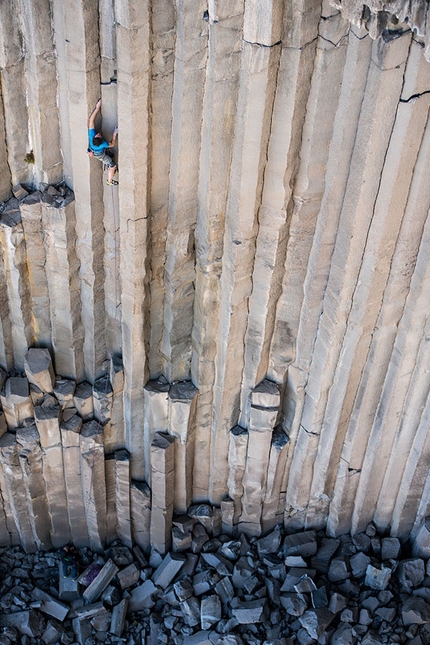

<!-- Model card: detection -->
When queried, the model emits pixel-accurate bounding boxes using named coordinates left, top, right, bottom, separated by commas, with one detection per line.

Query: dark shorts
left=94, top=150, right=116, bottom=168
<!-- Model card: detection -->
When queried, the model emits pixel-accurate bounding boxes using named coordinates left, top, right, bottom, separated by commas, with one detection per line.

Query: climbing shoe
left=107, top=179, right=118, bottom=186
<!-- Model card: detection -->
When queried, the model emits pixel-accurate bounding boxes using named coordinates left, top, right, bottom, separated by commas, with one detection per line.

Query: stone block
left=397, top=558, right=425, bottom=588
left=127, top=579, right=158, bottom=613
left=93, top=373, right=113, bottom=425
left=110, top=598, right=128, bottom=637
left=181, top=596, right=201, bottom=626
left=201, top=594, right=221, bottom=629
left=284, top=531, right=318, bottom=558
left=1, top=377, right=34, bottom=428
left=364, top=565, right=392, bottom=591
left=298, top=608, right=336, bottom=640
left=82, top=558, right=119, bottom=603
left=381, top=537, right=400, bottom=560
left=231, top=597, right=268, bottom=624
left=350, top=552, right=370, bottom=579
left=53, top=378, right=76, bottom=409
left=32, top=587, right=69, bottom=621
left=402, top=597, right=430, bottom=625
left=24, top=348, right=55, bottom=393
left=34, top=403, right=61, bottom=447
left=251, top=379, right=280, bottom=409
left=412, top=517, right=430, bottom=558
left=59, top=569, right=80, bottom=602
left=117, top=563, right=140, bottom=590
left=152, top=552, right=187, bottom=589
left=74, top=381, right=94, bottom=420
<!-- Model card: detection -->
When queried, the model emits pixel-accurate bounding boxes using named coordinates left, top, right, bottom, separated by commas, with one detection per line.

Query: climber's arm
left=88, top=99, right=102, bottom=129
left=109, top=127, right=118, bottom=148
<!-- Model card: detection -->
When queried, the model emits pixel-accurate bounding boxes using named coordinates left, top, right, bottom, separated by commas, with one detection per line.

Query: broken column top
left=34, top=404, right=61, bottom=422
left=145, top=378, right=170, bottom=394
left=231, top=425, right=248, bottom=437
left=3, top=377, right=30, bottom=401
left=151, top=431, right=175, bottom=450
left=0, top=197, right=21, bottom=227
left=251, top=380, right=280, bottom=408
left=169, top=381, right=198, bottom=401
left=60, top=414, right=83, bottom=434
left=81, top=419, right=104, bottom=439
left=15, top=424, right=40, bottom=447
left=24, top=348, right=55, bottom=393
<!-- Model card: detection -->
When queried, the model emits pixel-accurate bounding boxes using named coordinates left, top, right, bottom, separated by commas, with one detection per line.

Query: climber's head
left=92, top=132, right=102, bottom=147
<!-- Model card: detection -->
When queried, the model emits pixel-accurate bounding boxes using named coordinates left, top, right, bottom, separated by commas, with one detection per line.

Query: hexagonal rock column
left=115, top=450, right=132, bottom=549
left=150, top=431, right=175, bottom=555
left=227, top=425, right=249, bottom=532
left=51, top=0, right=106, bottom=383
left=19, top=194, right=52, bottom=347
left=24, top=348, right=55, bottom=393
left=60, top=413, right=88, bottom=548
left=168, top=381, right=198, bottom=514
left=141, top=378, right=170, bottom=484
left=16, top=425, right=52, bottom=551
left=116, top=0, right=151, bottom=473
left=239, top=380, right=280, bottom=537
left=0, top=0, right=32, bottom=187
left=107, top=355, right=125, bottom=454
left=80, top=420, right=107, bottom=551
left=19, top=0, right=62, bottom=185
left=34, top=403, right=70, bottom=547
left=1, top=377, right=34, bottom=429
left=0, top=200, right=33, bottom=369
left=130, top=480, right=151, bottom=553
left=0, top=433, right=34, bottom=551
left=41, top=190, right=85, bottom=382
left=262, top=427, right=290, bottom=532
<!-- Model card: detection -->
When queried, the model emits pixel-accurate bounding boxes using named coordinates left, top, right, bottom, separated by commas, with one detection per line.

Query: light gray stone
left=24, top=348, right=55, bottom=393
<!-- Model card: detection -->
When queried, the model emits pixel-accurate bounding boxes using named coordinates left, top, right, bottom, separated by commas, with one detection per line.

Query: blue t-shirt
left=88, top=128, right=109, bottom=153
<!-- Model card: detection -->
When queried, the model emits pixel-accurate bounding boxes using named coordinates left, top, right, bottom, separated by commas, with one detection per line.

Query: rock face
left=1, top=0, right=430, bottom=549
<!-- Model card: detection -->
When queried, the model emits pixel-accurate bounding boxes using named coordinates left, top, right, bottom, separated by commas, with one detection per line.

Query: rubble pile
left=0, top=520, right=430, bottom=645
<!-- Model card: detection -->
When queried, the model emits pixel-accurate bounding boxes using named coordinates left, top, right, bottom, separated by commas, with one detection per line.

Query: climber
left=58, top=545, right=79, bottom=579
left=87, top=98, right=118, bottom=186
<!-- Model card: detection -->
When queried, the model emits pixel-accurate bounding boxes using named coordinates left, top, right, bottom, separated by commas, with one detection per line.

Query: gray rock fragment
left=328, top=558, right=350, bottom=582
left=110, top=598, right=128, bottom=637
left=397, top=558, right=425, bottom=588
left=365, top=564, right=392, bottom=590
left=402, top=597, right=430, bottom=624
left=201, top=594, right=221, bottom=629
left=127, top=579, right=158, bottom=612
left=412, top=517, right=430, bottom=558
left=280, top=593, right=307, bottom=616
left=181, top=596, right=201, bottom=626
left=24, top=348, right=55, bottom=393
left=284, top=531, right=317, bottom=558
left=350, top=552, right=371, bottom=579
left=298, top=608, right=335, bottom=639
left=231, top=598, right=267, bottom=624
